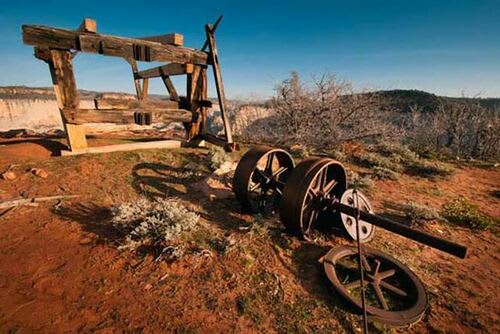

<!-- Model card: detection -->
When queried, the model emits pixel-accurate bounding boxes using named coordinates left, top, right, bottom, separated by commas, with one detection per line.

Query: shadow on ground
left=0, top=138, right=68, bottom=156
left=53, top=202, right=120, bottom=243
left=131, top=162, right=250, bottom=233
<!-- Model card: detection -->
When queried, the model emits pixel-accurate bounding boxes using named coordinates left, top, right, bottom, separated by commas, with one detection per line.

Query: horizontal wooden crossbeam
left=61, top=108, right=194, bottom=125
left=138, top=33, right=183, bottom=46
left=22, top=25, right=208, bottom=64
left=94, top=98, right=179, bottom=110
left=135, top=63, right=195, bottom=79
left=60, top=140, right=184, bottom=156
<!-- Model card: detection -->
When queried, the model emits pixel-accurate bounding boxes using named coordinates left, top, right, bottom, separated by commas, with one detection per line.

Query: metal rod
left=333, top=202, right=467, bottom=259
left=354, top=190, right=369, bottom=334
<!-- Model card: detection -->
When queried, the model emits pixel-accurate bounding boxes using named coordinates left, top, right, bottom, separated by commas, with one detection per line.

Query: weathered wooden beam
left=47, top=49, right=88, bottom=151
left=205, top=24, right=233, bottom=143
left=78, top=18, right=97, bottom=33
left=161, top=76, right=180, bottom=102
left=135, top=63, right=194, bottom=79
left=60, top=140, right=184, bottom=156
left=94, top=98, right=179, bottom=110
left=22, top=25, right=208, bottom=64
left=142, top=78, right=149, bottom=101
left=139, top=33, right=183, bottom=46
left=61, top=108, right=194, bottom=124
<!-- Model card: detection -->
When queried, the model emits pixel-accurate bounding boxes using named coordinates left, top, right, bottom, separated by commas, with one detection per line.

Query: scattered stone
left=31, top=168, right=48, bottom=178
left=79, top=237, right=93, bottom=245
left=143, top=283, right=153, bottom=291
left=1, top=171, right=17, bottom=180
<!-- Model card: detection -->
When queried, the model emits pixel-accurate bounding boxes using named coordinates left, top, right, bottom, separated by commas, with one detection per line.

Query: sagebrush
left=112, top=198, right=200, bottom=250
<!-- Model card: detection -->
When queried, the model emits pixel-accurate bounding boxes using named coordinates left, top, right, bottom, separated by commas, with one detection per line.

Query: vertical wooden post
left=205, top=24, right=233, bottom=143
left=186, top=65, right=202, bottom=139
left=48, top=49, right=87, bottom=151
left=142, top=78, right=149, bottom=101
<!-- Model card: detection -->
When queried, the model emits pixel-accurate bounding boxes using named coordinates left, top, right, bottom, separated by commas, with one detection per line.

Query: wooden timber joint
left=134, top=111, right=152, bottom=125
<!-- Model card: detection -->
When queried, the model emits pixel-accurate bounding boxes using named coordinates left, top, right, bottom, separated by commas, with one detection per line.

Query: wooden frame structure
left=22, top=17, right=235, bottom=155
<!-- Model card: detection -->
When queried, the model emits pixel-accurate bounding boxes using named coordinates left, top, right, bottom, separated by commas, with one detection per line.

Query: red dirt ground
left=0, top=138, right=499, bottom=333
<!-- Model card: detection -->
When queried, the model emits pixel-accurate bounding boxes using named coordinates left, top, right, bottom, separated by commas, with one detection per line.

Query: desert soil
left=0, top=137, right=499, bottom=333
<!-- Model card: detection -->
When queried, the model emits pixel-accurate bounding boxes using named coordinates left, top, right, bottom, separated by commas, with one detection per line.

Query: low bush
left=347, top=170, right=374, bottom=190
left=405, top=160, right=453, bottom=178
left=402, top=202, right=444, bottom=225
left=112, top=198, right=200, bottom=251
left=442, top=197, right=497, bottom=230
left=208, top=146, right=227, bottom=170
left=354, top=152, right=403, bottom=172
left=372, top=166, right=399, bottom=180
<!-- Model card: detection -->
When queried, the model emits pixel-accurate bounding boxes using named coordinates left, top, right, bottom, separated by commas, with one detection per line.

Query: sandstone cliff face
left=0, top=87, right=151, bottom=133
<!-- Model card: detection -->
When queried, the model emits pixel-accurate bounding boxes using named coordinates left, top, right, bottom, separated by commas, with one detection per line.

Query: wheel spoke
left=305, top=209, right=319, bottom=233
left=361, top=255, right=372, bottom=272
left=323, top=179, right=338, bottom=194
left=379, top=280, right=408, bottom=297
left=373, top=283, right=389, bottom=310
left=378, top=269, right=396, bottom=280
left=272, top=166, right=288, bottom=178
left=344, top=279, right=361, bottom=290
left=249, top=182, right=261, bottom=192
left=254, top=168, right=269, bottom=182
left=265, top=152, right=274, bottom=173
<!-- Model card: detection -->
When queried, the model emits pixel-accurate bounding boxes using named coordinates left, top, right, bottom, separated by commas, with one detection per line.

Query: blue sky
left=0, top=0, right=499, bottom=99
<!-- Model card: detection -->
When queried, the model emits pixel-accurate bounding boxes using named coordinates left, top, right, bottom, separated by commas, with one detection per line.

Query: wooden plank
left=78, top=18, right=97, bottom=33
left=142, top=78, right=149, bottom=101
left=125, top=58, right=143, bottom=100
left=161, top=76, right=180, bottom=102
left=48, top=49, right=88, bottom=150
left=138, top=33, right=183, bottom=46
left=60, top=140, right=183, bottom=156
left=201, top=15, right=223, bottom=51
left=62, top=108, right=194, bottom=124
left=205, top=24, right=233, bottom=143
left=136, top=63, right=194, bottom=79
left=23, top=25, right=208, bottom=65
left=95, top=98, right=179, bottom=110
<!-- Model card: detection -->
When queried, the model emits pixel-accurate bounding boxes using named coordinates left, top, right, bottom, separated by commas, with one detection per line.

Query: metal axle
left=332, top=201, right=467, bottom=259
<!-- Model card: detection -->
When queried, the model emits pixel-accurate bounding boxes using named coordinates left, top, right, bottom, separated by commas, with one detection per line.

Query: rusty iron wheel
left=280, top=158, right=347, bottom=240
left=323, top=246, right=428, bottom=327
left=233, top=145, right=295, bottom=213
left=339, top=189, right=375, bottom=243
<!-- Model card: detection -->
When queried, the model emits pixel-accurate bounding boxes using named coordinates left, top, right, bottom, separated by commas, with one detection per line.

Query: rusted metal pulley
left=321, top=246, right=428, bottom=327
left=340, top=189, right=375, bottom=242
left=233, top=146, right=294, bottom=213
left=279, top=157, right=348, bottom=240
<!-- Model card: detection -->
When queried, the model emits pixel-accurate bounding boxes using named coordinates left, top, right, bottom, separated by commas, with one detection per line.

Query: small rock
left=31, top=168, right=48, bottom=178
left=1, top=171, right=16, bottom=180
left=79, top=237, right=93, bottom=245
left=143, top=283, right=153, bottom=291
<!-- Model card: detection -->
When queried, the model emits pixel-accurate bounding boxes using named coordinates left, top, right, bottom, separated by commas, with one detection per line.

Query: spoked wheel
left=339, top=189, right=375, bottom=242
left=233, top=145, right=294, bottom=213
left=280, top=158, right=347, bottom=240
left=322, top=246, right=428, bottom=327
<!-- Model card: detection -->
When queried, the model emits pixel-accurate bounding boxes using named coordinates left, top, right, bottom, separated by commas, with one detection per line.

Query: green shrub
left=373, top=166, right=399, bottom=180
left=347, top=170, right=374, bottom=190
left=442, top=197, right=496, bottom=230
left=208, top=146, right=227, bottom=170
left=355, top=152, right=403, bottom=172
left=403, top=202, right=444, bottom=225
left=405, top=160, right=453, bottom=178
left=376, top=143, right=420, bottom=163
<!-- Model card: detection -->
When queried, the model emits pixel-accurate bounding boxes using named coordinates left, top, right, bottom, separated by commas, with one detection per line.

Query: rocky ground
left=0, top=136, right=499, bottom=333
